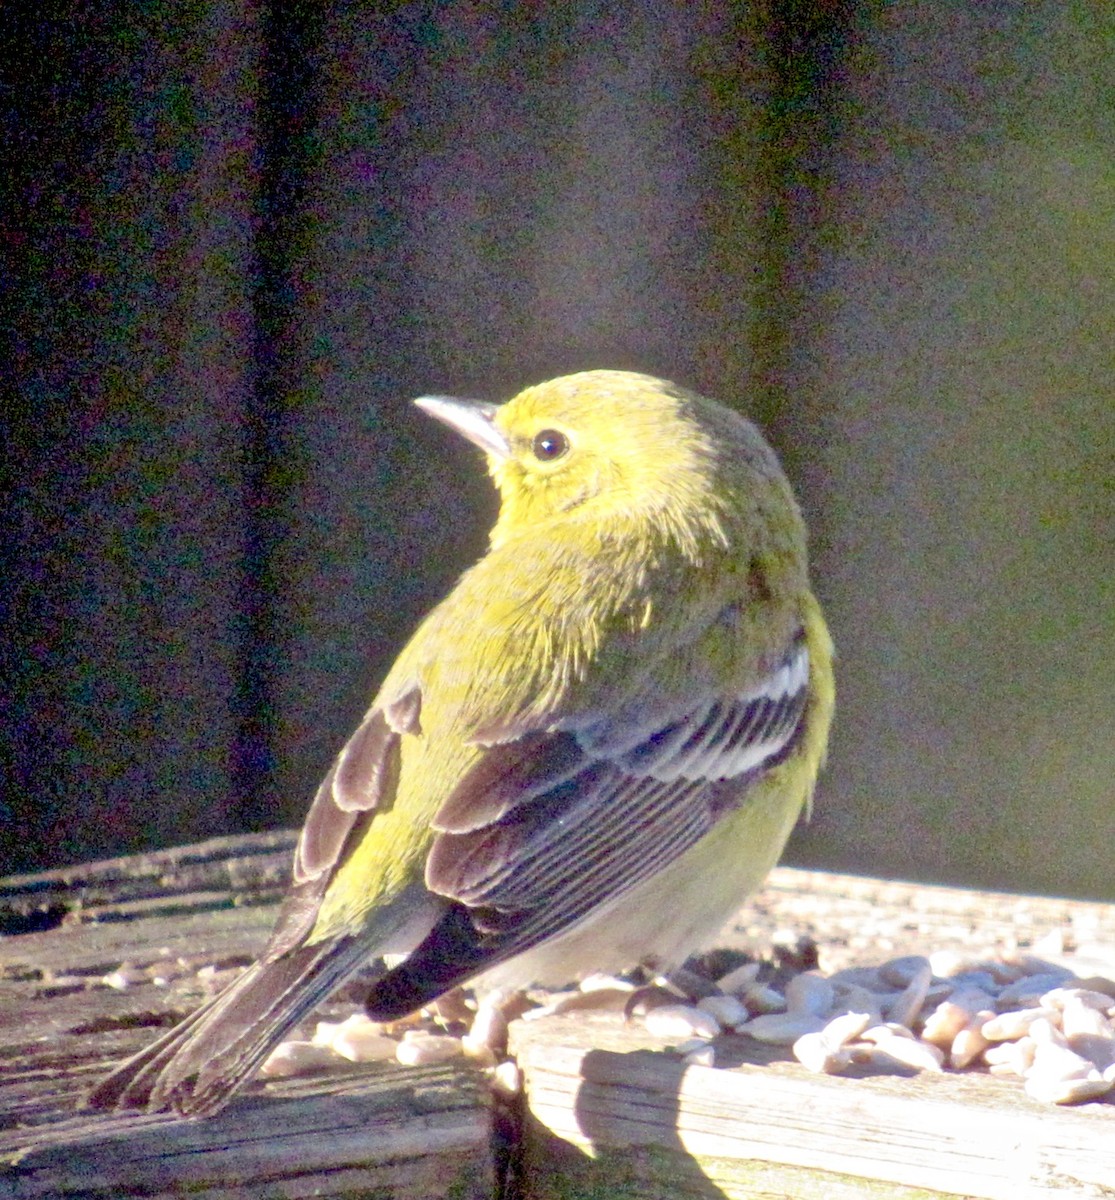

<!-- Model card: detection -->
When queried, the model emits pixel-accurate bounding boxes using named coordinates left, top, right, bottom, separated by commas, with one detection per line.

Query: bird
left=87, top=368, right=834, bottom=1116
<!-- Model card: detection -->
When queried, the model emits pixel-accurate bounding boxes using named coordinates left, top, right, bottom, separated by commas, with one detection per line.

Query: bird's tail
left=86, top=935, right=369, bottom=1116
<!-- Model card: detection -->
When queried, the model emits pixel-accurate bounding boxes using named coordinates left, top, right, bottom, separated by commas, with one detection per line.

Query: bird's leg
left=622, top=962, right=722, bottom=1022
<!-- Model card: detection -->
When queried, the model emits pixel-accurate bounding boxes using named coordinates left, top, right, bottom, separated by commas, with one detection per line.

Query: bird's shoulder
left=381, top=516, right=769, bottom=742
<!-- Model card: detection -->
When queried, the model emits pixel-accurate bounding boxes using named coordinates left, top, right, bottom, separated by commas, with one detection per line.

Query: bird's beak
left=414, top=396, right=511, bottom=460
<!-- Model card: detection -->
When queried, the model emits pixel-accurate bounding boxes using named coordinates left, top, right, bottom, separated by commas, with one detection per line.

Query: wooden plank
left=510, top=1013, right=1115, bottom=1200
left=0, top=1065, right=496, bottom=1199
left=0, top=833, right=498, bottom=1199
left=734, top=867, right=1115, bottom=971
left=4, top=836, right=1115, bottom=1199
left=0, top=831, right=296, bottom=933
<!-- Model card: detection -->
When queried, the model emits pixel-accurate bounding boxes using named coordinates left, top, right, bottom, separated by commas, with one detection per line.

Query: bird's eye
left=531, top=429, right=569, bottom=461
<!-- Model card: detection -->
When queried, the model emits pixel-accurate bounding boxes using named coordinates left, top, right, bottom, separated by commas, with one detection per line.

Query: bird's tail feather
left=86, top=935, right=368, bottom=1116
left=365, top=901, right=491, bottom=1020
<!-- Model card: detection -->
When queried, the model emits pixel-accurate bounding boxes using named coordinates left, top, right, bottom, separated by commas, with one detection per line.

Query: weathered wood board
left=1, top=833, right=1113, bottom=1199
left=510, top=1014, right=1115, bottom=1200
left=0, top=833, right=499, bottom=1198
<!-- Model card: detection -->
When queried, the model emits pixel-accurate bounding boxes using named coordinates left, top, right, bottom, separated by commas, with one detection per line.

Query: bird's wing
left=264, top=684, right=423, bottom=957
left=293, top=683, right=422, bottom=883
left=365, top=625, right=810, bottom=1016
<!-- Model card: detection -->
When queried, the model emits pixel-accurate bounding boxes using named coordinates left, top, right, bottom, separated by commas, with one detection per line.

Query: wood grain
left=3, top=833, right=1113, bottom=1198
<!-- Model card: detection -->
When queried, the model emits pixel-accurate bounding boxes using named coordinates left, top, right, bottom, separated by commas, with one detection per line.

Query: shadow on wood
left=510, top=1014, right=1115, bottom=1200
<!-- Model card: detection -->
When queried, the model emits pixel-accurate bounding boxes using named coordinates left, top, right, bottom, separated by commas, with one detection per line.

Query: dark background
left=3, top=3, right=1112, bottom=897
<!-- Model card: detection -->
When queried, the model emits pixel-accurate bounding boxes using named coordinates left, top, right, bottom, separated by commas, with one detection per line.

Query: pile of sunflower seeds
left=632, top=950, right=1115, bottom=1106
left=259, top=945, right=1115, bottom=1108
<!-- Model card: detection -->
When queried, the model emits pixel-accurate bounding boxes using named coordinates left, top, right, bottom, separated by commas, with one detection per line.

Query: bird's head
left=416, top=370, right=776, bottom=554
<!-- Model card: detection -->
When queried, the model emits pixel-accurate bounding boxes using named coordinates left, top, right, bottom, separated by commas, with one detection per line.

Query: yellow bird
left=89, top=369, right=834, bottom=1115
